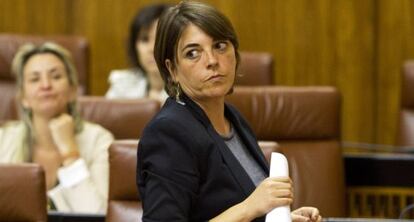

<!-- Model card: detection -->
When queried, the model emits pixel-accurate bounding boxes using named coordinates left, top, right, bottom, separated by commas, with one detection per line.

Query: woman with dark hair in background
left=106, top=3, right=170, bottom=103
left=137, top=1, right=322, bottom=221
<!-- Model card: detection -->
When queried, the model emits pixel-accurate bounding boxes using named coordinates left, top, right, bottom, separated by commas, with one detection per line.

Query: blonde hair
left=11, top=42, right=83, bottom=145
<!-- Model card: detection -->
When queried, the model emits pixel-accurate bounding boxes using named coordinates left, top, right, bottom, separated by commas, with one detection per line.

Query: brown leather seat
left=105, top=140, right=279, bottom=222
left=237, top=51, right=274, bottom=86
left=0, top=83, right=18, bottom=125
left=226, top=86, right=345, bottom=217
left=0, top=163, right=47, bottom=222
left=78, top=96, right=160, bottom=139
left=397, top=60, right=414, bottom=146
left=0, top=33, right=89, bottom=124
left=106, top=140, right=142, bottom=222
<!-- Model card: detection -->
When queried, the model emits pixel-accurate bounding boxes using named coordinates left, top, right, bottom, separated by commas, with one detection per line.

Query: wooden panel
left=333, top=1, right=376, bottom=143
left=1, top=0, right=414, bottom=145
left=205, top=0, right=376, bottom=143
left=0, top=0, right=70, bottom=34
left=376, top=0, right=414, bottom=145
left=71, top=0, right=149, bottom=95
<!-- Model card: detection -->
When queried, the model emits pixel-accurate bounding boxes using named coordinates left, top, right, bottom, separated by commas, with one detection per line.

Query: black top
left=137, top=94, right=269, bottom=221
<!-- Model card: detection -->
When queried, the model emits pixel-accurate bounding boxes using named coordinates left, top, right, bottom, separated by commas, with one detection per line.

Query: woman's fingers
left=291, top=214, right=310, bottom=222
left=292, top=207, right=322, bottom=222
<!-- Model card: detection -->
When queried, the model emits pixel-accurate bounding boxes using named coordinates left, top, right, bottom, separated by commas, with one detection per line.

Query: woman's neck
left=194, top=97, right=230, bottom=136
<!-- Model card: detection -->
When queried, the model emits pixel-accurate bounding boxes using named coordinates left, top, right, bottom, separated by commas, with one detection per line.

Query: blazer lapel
left=181, top=95, right=257, bottom=197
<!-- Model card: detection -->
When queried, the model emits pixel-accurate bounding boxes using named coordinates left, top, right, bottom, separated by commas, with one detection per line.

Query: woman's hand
left=291, top=207, right=322, bottom=222
left=242, top=177, right=293, bottom=220
left=49, top=113, right=79, bottom=165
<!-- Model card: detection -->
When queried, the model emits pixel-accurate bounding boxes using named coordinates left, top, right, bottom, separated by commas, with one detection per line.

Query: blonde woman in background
left=0, top=42, right=114, bottom=213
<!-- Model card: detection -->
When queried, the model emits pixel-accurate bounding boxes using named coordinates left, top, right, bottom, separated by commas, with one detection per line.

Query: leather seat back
left=78, top=96, right=160, bottom=139
left=0, top=163, right=47, bottom=222
left=106, top=140, right=142, bottom=222
left=237, top=51, right=274, bottom=86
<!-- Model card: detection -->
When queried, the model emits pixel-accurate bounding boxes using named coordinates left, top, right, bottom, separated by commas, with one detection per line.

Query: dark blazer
left=137, top=94, right=269, bottom=221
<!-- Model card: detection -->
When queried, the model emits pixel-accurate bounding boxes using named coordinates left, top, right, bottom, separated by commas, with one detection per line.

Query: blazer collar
left=180, top=94, right=268, bottom=196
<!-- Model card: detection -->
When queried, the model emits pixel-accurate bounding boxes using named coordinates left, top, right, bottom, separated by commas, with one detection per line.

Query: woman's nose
left=40, top=77, right=52, bottom=89
left=206, top=51, right=218, bottom=69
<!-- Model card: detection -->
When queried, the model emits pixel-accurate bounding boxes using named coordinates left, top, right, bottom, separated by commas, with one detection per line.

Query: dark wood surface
left=345, top=152, right=414, bottom=187
left=48, top=211, right=104, bottom=222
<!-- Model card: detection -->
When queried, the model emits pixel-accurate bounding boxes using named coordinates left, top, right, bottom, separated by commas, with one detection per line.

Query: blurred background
left=1, top=0, right=413, bottom=146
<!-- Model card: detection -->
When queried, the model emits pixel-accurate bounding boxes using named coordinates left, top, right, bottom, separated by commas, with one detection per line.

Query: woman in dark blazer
left=137, top=1, right=322, bottom=221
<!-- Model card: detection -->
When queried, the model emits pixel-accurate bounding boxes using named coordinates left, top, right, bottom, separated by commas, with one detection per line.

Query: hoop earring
left=175, top=83, right=185, bottom=105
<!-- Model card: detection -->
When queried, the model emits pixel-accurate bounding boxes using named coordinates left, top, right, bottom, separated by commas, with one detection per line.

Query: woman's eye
left=29, top=77, right=39, bottom=82
left=52, top=72, right=63, bottom=80
left=138, top=35, right=149, bottom=43
left=215, top=41, right=228, bottom=51
left=185, top=50, right=200, bottom=59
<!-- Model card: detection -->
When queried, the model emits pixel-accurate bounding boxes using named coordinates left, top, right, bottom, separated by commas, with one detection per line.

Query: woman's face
left=21, top=53, right=75, bottom=118
left=136, top=20, right=159, bottom=75
left=167, top=24, right=237, bottom=102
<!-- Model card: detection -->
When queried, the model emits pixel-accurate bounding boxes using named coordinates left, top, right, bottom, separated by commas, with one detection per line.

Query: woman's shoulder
left=0, top=121, right=25, bottom=133
left=139, top=100, right=211, bottom=158
left=0, top=121, right=26, bottom=160
left=151, top=99, right=193, bottom=123
left=108, top=68, right=146, bottom=82
left=143, top=99, right=204, bottom=137
left=106, top=68, right=148, bottom=99
left=0, top=121, right=26, bottom=141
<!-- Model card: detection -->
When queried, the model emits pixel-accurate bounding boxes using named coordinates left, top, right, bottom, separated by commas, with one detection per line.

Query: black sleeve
left=137, top=117, right=202, bottom=222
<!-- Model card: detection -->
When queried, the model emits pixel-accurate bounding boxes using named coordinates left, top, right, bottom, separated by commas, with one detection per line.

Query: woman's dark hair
left=154, top=1, right=240, bottom=97
left=128, top=3, right=170, bottom=71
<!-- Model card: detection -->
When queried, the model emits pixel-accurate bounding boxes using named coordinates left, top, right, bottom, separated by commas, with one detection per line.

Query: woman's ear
left=165, top=59, right=177, bottom=82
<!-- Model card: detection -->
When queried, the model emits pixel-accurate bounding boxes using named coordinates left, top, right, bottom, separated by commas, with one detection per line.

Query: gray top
left=221, top=125, right=267, bottom=186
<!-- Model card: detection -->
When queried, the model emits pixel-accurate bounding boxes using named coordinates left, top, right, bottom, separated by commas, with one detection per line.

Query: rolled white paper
left=265, top=152, right=291, bottom=222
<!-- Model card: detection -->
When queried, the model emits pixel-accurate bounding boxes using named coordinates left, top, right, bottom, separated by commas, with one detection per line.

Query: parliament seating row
left=0, top=33, right=274, bottom=127
left=0, top=86, right=345, bottom=221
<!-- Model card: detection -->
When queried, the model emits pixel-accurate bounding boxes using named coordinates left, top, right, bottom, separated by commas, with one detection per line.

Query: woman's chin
left=33, top=105, right=66, bottom=118
left=199, top=89, right=230, bottom=100
left=211, top=85, right=233, bottom=97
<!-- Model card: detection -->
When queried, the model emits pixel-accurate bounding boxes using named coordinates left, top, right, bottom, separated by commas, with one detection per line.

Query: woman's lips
left=207, top=74, right=224, bottom=81
left=39, top=93, right=57, bottom=99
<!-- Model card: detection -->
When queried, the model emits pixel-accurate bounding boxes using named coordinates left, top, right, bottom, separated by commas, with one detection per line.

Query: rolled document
left=265, top=152, right=291, bottom=222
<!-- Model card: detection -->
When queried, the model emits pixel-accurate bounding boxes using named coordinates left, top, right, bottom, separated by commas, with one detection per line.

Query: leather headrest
left=226, top=86, right=340, bottom=140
